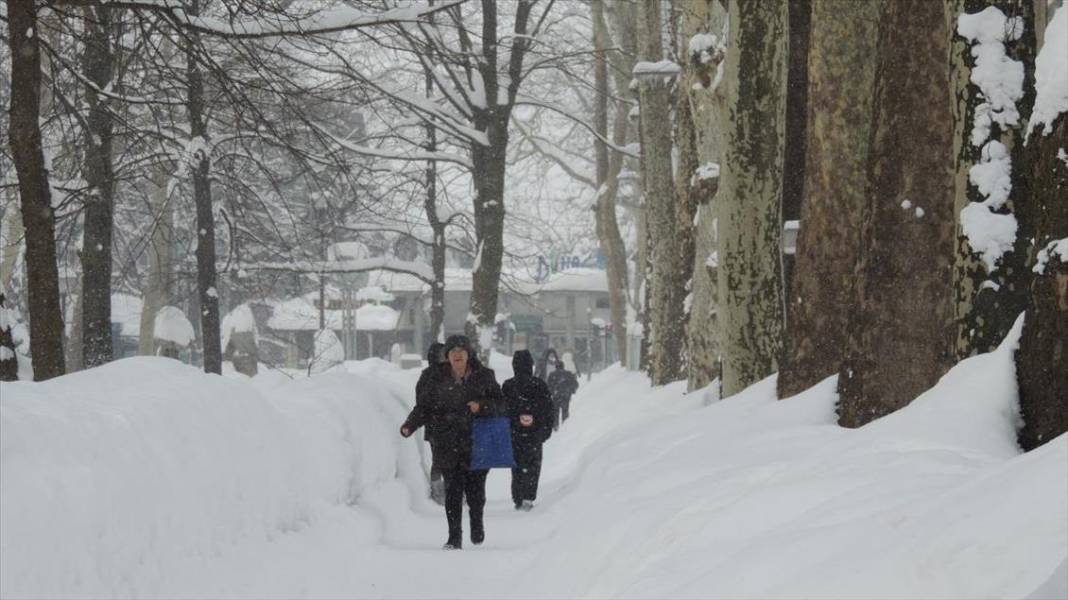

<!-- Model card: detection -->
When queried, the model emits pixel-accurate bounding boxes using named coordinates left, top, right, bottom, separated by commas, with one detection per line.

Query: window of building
left=595, top=297, right=610, bottom=309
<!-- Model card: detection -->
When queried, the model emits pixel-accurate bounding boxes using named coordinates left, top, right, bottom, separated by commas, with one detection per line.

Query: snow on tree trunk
left=80, top=5, right=117, bottom=369
left=0, top=205, right=24, bottom=294
left=465, top=113, right=508, bottom=359
left=139, top=167, right=176, bottom=356
left=1016, top=8, right=1067, bottom=451
left=837, top=0, right=956, bottom=428
left=635, top=1, right=686, bottom=386
left=6, top=0, right=66, bottom=381
left=716, top=0, right=787, bottom=398
left=684, top=0, right=728, bottom=392
left=0, top=293, right=18, bottom=381
left=951, top=0, right=1036, bottom=360
left=777, top=0, right=880, bottom=399
left=186, top=1, right=222, bottom=375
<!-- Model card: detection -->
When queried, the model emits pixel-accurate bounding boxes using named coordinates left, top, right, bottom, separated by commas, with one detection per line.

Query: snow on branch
left=311, top=123, right=473, bottom=169
left=513, top=97, right=639, bottom=159
left=241, top=257, right=434, bottom=283
left=56, top=1, right=465, bottom=39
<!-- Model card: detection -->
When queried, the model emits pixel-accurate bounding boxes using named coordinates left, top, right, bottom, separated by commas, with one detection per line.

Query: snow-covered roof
left=531, top=268, right=609, bottom=293
left=266, top=297, right=399, bottom=332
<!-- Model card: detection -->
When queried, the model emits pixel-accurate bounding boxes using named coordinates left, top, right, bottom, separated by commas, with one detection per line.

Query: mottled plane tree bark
left=837, top=0, right=956, bottom=427
left=716, top=0, right=788, bottom=397
left=777, top=0, right=880, bottom=399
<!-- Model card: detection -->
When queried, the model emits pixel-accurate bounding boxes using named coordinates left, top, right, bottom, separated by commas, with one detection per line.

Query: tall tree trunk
left=685, top=0, right=729, bottom=392
left=668, top=47, right=700, bottom=384
left=635, top=0, right=685, bottom=385
left=951, top=0, right=1036, bottom=359
left=6, top=0, right=66, bottom=381
left=780, top=0, right=810, bottom=302
left=777, top=0, right=880, bottom=399
left=716, top=0, right=788, bottom=397
left=1016, top=97, right=1068, bottom=449
left=606, top=0, right=636, bottom=365
left=139, top=167, right=176, bottom=355
left=466, top=113, right=508, bottom=357
left=80, top=5, right=117, bottom=368
left=423, top=62, right=446, bottom=345
left=186, top=0, right=221, bottom=374
left=464, top=0, right=536, bottom=360
left=837, top=0, right=956, bottom=427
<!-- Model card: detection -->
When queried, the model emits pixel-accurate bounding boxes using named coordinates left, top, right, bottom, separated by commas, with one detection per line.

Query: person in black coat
left=502, top=350, right=554, bottom=511
left=415, top=342, right=446, bottom=504
left=400, top=335, right=504, bottom=550
left=535, top=348, right=559, bottom=381
left=547, top=359, right=579, bottom=430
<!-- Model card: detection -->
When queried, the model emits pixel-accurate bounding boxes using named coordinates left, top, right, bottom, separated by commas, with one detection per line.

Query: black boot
left=470, top=517, right=484, bottom=545
left=444, top=529, right=462, bottom=550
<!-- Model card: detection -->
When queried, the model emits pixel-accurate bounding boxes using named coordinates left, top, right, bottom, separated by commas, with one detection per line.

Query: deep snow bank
left=525, top=319, right=1067, bottom=599
left=0, top=357, right=423, bottom=599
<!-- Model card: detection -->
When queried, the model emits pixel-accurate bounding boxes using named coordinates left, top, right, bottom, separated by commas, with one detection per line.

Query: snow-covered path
left=2, top=329, right=1066, bottom=600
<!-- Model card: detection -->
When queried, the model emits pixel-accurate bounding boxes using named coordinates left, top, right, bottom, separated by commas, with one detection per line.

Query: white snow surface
left=153, top=306, right=195, bottom=347
left=309, top=329, right=344, bottom=375
left=1028, top=7, right=1068, bottom=138
left=1, top=319, right=1065, bottom=599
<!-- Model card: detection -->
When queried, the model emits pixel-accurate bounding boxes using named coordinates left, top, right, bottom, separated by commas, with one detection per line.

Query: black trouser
left=511, top=441, right=543, bottom=505
left=553, top=397, right=571, bottom=429
left=442, top=466, right=488, bottom=540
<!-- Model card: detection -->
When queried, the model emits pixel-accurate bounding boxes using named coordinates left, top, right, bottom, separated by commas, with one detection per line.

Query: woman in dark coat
left=547, top=359, right=579, bottom=430
left=502, top=350, right=554, bottom=511
left=535, top=348, right=559, bottom=381
left=400, top=335, right=504, bottom=549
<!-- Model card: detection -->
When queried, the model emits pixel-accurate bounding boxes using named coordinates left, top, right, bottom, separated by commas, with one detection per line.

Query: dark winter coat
left=502, top=351, right=554, bottom=446
left=535, top=349, right=560, bottom=381
left=547, top=367, right=579, bottom=405
left=412, top=342, right=445, bottom=442
left=402, top=356, right=505, bottom=471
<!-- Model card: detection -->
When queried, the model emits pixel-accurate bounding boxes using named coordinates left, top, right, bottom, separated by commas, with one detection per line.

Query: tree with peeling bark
left=634, top=0, right=687, bottom=386
left=683, top=0, right=728, bottom=392
left=837, top=0, right=956, bottom=428
left=777, top=0, right=880, bottom=399
left=950, top=0, right=1036, bottom=361
left=715, top=0, right=787, bottom=398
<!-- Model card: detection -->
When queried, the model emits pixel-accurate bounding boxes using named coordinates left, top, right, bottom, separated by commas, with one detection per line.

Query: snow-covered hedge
left=0, top=358, right=422, bottom=598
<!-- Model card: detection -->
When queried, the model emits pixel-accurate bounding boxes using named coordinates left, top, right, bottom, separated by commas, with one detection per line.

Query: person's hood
left=426, top=342, right=445, bottom=363
left=444, top=334, right=470, bottom=356
left=512, top=350, right=534, bottom=376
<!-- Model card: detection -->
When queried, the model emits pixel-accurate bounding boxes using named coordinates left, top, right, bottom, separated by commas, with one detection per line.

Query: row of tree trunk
left=634, top=0, right=1064, bottom=449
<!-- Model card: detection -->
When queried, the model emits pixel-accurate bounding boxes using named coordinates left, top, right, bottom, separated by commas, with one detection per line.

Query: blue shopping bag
left=470, top=417, right=515, bottom=469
